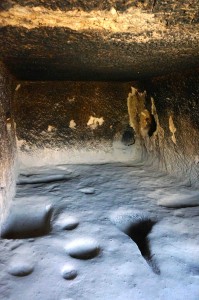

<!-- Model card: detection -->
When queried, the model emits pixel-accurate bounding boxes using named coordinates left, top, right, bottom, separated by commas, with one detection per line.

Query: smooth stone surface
left=10, top=241, right=24, bottom=251
left=65, top=238, right=100, bottom=259
left=61, top=265, right=78, bottom=280
left=8, top=260, right=34, bottom=277
left=28, top=238, right=35, bottom=242
left=17, top=173, right=71, bottom=184
left=3, top=163, right=199, bottom=300
left=1, top=204, right=52, bottom=239
left=55, top=215, right=79, bottom=230
left=79, top=187, right=95, bottom=194
left=157, top=191, right=199, bottom=208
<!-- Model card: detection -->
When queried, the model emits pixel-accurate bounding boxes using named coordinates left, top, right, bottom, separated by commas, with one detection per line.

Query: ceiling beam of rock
left=0, top=1, right=198, bottom=80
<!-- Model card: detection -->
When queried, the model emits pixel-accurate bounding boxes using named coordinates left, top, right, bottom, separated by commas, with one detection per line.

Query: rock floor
left=1, top=162, right=199, bottom=300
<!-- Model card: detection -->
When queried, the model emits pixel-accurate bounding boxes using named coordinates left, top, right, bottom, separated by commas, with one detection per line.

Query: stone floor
left=1, top=162, right=199, bottom=300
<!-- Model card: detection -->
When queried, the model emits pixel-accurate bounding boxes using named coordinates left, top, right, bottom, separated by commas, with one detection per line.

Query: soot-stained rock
left=1, top=204, right=52, bottom=239
left=121, top=126, right=135, bottom=146
left=8, top=259, right=34, bottom=277
left=54, top=215, right=79, bottom=230
left=61, top=265, right=78, bottom=280
left=65, top=237, right=100, bottom=259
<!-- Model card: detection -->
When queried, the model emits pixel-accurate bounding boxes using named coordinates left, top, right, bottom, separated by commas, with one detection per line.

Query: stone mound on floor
left=1, top=204, right=52, bottom=239
left=65, top=237, right=100, bottom=259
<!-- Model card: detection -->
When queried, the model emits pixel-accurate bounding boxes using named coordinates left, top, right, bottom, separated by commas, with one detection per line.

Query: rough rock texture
left=13, top=72, right=199, bottom=186
left=14, top=81, right=135, bottom=166
left=0, top=1, right=198, bottom=80
left=128, top=71, right=199, bottom=187
left=0, top=0, right=198, bottom=16
left=0, top=63, right=16, bottom=225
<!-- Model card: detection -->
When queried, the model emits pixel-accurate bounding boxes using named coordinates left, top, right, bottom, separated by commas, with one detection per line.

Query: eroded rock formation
left=127, top=72, right=199, bottom=186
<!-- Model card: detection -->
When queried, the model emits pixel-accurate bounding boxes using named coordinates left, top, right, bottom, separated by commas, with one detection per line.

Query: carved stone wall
left=14, top=81, right=136, bottom=166
left=128, top=71, right=199, bottom=187
left=0, top=63, right=16, bottom=224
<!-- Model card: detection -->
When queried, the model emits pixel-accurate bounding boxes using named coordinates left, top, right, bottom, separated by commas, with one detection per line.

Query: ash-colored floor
left=1, top=162, right=199, bottom=300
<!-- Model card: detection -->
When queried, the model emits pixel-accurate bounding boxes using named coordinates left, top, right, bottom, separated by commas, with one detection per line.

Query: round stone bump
left=79, top=187, right=95, bottom=194
left=8, top=260, right=34, bottom=277
left=61, top=265, right=77, bottom=280
left=55, top=215, right=79, bottom=230
left=65, top=237, right=100, bottom=259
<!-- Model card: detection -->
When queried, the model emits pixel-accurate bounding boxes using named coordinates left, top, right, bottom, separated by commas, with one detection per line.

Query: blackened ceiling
left=0, top=0, right=198, bottom=81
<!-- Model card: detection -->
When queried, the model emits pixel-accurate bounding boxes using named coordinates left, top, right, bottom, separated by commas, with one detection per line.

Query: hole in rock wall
left=121, top=125, right=135, bottom=146
left=148, top=114, right=157, bottom=137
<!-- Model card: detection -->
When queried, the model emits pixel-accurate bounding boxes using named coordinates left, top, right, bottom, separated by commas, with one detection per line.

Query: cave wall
left=13, top=72, right=199, bottom=185
left=128, top=71, right=199, bottom=187
left=0, top=63, right=16, bottom=224
left=14, top=81, right=136, bottom=167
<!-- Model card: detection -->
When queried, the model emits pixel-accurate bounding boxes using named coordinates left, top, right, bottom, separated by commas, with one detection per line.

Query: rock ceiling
left=0, top=0, right=198, bottom=80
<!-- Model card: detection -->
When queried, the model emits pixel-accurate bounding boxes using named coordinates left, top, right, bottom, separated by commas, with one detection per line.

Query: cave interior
left=0, top=1, right=199, bottom=299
